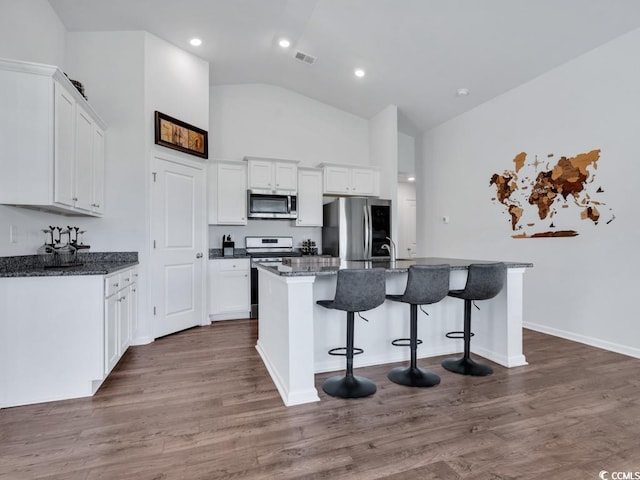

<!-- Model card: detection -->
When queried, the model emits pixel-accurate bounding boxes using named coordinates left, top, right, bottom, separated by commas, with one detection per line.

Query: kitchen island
left=256, top=258, right=532, bottom=406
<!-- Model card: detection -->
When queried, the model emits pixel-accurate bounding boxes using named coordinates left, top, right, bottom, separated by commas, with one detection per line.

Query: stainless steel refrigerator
left=322, top=197, right=392, bottom=260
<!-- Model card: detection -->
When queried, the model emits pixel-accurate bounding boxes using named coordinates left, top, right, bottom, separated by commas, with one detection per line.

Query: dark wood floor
left=1, top=320, right=639, bottom=479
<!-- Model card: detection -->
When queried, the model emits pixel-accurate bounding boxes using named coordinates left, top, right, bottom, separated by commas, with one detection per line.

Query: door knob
left=196, top=252, right=203, bottom=259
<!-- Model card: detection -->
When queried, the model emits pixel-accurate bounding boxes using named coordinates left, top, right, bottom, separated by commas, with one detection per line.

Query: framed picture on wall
left=154, top=111, right=208, bottom=159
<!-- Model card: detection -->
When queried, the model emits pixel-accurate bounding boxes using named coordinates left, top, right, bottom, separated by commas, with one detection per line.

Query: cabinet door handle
left=113, top=283, right=119, bottom=287
left=72, top=197, right=78, bottom=201
left=196, top=252, right=203, bottom=259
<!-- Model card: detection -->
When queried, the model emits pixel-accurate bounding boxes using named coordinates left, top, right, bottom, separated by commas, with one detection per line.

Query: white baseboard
left=524, top=321, right=640, bottom=359
left=209, top=312, right=251, bottom=321
left=255, top=341, right=320, bottom=406
left=472, top=345, right=528, bottom=368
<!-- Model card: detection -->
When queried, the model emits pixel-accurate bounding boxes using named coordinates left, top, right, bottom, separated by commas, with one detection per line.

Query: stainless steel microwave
left=247, top=192, right=297, bottom=219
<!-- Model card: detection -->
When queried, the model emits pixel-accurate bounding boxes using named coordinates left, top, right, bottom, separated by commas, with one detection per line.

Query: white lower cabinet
left=129, top=279, right=139, bottom=341
left=0, top=265, right=138, bottom=408
left=105, top=293, right=119, bottom=375
left=104, top=267, right=138, bottom=375
left=208, top=258, right=251, bottom=320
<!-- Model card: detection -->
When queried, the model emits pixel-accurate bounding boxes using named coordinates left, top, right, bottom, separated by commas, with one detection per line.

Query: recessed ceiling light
left=456, top=87, right=470, bottom=97
left=407, top=176, right=416, bottom=182
left=190, top=38, right=202, bottom=47
left=279, top=38, right=291, bottom=48
left=354, top=68, right=366, bottom=78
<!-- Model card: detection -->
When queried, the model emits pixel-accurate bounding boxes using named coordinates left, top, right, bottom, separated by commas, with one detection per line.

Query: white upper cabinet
left=208, top=160, right=247, bottom=225
left=74, top=104, right=95, bottom=212
left=54, top=83, right=77, bottom=208
left=320, top=163, right=380, bottom=196
left=91, top=127, right=106, bottom=214
left=296, top=168, right=323, bottom=227
left=0, top=58, right=107, bottom=216
left=246, top=157, right=298, bottom=194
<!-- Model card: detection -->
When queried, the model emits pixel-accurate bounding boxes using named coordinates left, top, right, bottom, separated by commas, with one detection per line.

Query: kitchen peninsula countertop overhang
left=255, top=257, right=532, bottom=407
left=256, top=257, right=533, bottom=276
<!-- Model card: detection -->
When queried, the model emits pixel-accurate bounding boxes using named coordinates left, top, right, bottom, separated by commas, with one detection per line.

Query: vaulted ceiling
left=49, top=0, right=640, bottom=134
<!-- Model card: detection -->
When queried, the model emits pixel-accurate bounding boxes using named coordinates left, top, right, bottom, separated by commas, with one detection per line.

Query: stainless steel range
left=246, top=236, right=301, bottom=318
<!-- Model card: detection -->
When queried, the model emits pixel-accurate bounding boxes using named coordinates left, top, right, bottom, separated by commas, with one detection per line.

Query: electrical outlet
left=9, top=225, right=18, bottom=243
left=442, top=216, right=450, bottom=224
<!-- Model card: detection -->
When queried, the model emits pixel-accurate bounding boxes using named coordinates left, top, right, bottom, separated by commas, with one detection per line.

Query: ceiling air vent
left=294, top=51, right=316, bottom=65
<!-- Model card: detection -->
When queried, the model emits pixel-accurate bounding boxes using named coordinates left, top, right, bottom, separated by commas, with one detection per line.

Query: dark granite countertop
left=257, top=257, right=533, bottom=277
left=208, top=248, right=249, bottom=259
left=0, top=252, right=138, bottom=278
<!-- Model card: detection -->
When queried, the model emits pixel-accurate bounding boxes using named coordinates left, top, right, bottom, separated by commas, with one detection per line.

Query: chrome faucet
left=381, top=236, right=397, bottom=262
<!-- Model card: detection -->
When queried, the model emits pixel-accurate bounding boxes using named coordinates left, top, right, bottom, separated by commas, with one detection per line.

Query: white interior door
left=398, top=197, right=417, bottom=259
left=151, top=156, right=206, bottom=338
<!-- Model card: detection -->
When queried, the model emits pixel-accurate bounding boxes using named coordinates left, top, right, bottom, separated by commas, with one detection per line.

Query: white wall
left=209, top=84, right=369, bottom=166
left=396, top=181, right=416, bottom=259
left=208, top=84, right=374, bottom=250
left=418, top=28, right=640, bottom=358
left=398, top=132, right=416, bottom=176
left=369, top=104, right=398, bottom=202
left=145, top=34, right=210, bottom=137
left=210, top=221, right=320, bottom=250
left=0, top=0, right=65, bottom=67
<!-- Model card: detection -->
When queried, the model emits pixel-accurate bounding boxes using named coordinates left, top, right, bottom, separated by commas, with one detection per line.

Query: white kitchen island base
left=256, top=259, right=531, bottom=407
left=255, top=273, right=321, bottom=406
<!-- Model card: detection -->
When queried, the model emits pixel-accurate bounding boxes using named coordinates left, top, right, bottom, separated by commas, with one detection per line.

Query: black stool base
left=387, top=366, right=440, bottom=388
left=441, top=357, right=493, bottom=376
left=322, top=374, right=376, bottom=399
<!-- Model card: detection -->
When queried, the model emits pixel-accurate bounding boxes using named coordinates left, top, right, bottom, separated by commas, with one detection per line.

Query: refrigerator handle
left=363, top=204, right=369, bottom=259
left=364, top=204, right=372, bottom=258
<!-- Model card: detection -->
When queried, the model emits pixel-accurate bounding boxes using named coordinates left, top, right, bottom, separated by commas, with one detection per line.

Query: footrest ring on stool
left=391, top=338, right=423, bottom=347
left=445, top=331, right=474, bottom=339
left=328, top=346, right=364, bottom=356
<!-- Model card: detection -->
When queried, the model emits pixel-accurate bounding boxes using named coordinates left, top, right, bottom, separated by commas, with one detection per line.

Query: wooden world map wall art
left=490, top=149, right=615, bottom=238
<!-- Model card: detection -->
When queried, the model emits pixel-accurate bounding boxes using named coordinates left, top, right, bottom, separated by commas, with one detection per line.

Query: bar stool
left=316, top=268, right=386, bottom=399
left=386, top=264, right=450, bottom=387
left=442, top=263, right=506, bottom=376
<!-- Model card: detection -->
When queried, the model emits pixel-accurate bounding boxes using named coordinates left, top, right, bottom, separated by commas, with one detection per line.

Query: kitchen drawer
left=104, top=273, right=121, bottom=297
left=120, top=270, right=134, bottom=288
left=217, top=258, right=250, bottom=272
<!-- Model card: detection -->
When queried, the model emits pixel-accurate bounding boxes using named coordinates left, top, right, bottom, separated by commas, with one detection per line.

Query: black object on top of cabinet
left=222, top=235, right=235, bottom=257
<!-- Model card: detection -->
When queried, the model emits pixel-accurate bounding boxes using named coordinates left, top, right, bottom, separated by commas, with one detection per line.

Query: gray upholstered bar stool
left=316, top=268, right=386, bottom=399
left=442, top=262, right=506, bottom=376
left=386, top=264, right=450, bottom=387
